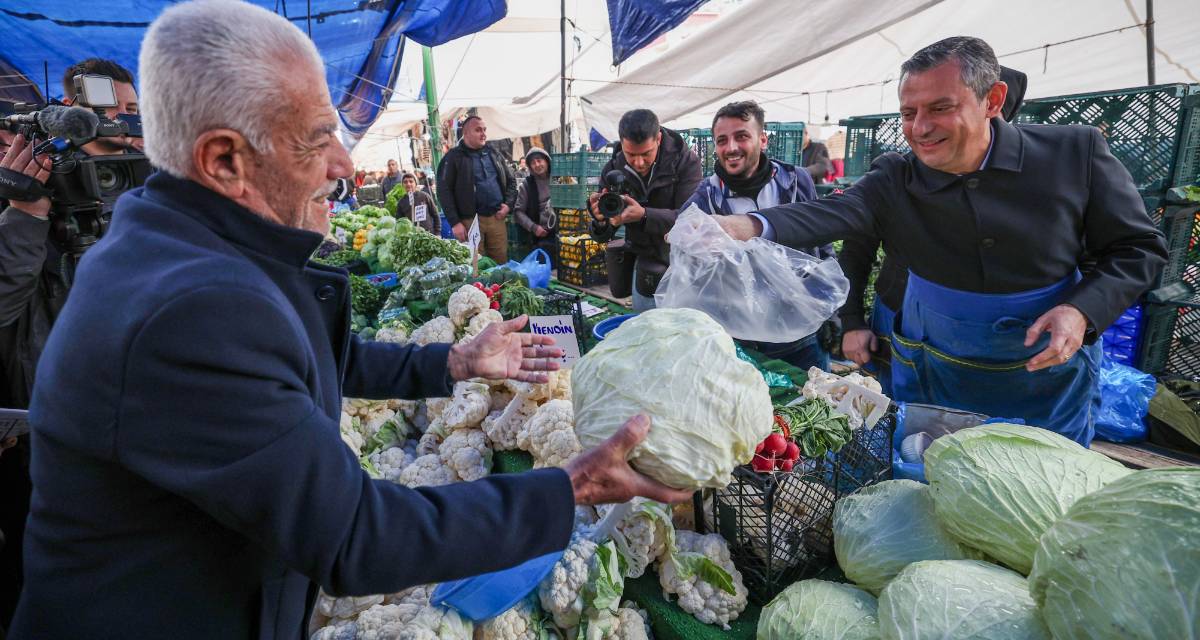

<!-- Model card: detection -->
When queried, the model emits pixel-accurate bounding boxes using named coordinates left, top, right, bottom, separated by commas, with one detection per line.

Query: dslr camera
left=1, top=74, right=151, bottom=256
left=596, top=169, right=633, bottom=219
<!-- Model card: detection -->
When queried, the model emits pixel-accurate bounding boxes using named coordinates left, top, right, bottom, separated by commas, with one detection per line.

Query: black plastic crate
left=554, top=208, right=590, bottom=235
left=557, top=257, right=607, bottom=288
left=702, top=413, right=895, bottom=604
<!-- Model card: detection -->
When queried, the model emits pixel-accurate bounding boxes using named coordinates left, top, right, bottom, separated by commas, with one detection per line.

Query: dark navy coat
left=11, top=173, right=574, bottom=639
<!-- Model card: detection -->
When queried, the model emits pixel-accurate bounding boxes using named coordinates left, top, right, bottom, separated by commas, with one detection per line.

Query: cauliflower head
left=611, top=501, right=672, bottom=579
left=315, top=592, right=384, bottom=621
left=399, top=454, right=457, bottom=487
left=473, top=596, right=550, bottom=640
left=448, top=285, right=490, bottom=327
left=482, top=396, right=539, bottom=451
left=368, top=447, right=413, bottom=483
left=464, top=309, right=504, bottom=340
left=520, top=400, right=581, bottom=467
left=375, top=325, right=410, bottom=344
left=443, top=381, right=491, bottom=431
left=309, top=618, right=358, bottom=640
left=438, top=428, right=492, bottom=482
left=538, top=535, right=599, bottom=629
left=411, top=316, right=456, bottom=346
left=658, top=531, right=747, bottom=629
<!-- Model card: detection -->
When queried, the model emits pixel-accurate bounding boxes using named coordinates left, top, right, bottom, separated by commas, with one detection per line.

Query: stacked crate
left=549, top=151, right=610, bottom=287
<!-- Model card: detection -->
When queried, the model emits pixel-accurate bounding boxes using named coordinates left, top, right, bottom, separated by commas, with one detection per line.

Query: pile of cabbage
left=758, top=423, right=1200, bottom=640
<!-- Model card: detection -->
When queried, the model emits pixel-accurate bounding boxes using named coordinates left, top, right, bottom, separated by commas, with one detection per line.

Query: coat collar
left=911, top=116, right=1024, bottom=191
left=139, top=171, right=324, bottom=268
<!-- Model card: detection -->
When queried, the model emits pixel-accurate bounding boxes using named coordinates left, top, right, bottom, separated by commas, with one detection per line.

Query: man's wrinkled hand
left=0, top=134, right=52, bottom=218
left=1024, top=304, right=1088, bottom=372
left=842, top=329, right=878, bottom=366
left=564, top=415, right=694, bottom=506
left=447, top=315, right=563, bottom=382
left=713, top=214, right=761, bottom=241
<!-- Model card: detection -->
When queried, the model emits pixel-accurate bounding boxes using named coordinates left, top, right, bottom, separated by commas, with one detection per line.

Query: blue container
left=431, top=551, right=562, bottom=623
left=592, top=313, right=636, bottom=341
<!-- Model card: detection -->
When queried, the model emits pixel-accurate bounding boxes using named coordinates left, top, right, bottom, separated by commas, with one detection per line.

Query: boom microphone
left=36, top=105, right=100, bottom=145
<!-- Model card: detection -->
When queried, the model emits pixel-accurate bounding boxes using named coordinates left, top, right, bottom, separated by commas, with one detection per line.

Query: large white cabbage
left=833, top=480, right=982, bottom=594
left=923, top=423, right=1130, bottom=574
left=757, top=579, right=880, bottom=640
left=878, top=560, right=1050, bottom=640
left=572, top=308, right=773, bottom=490
left=1029, top=467, right=1200, bottom=640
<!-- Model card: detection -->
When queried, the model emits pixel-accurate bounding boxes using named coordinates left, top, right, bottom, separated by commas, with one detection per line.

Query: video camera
left=596, top=169, right=632, bottom=219
left=0, top=74, right=151, bottom=256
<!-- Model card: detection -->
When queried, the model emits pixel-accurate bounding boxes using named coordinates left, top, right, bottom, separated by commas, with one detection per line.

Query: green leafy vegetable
left=384, top=184, right=407, bottom=215
left=776, top=399, right=853, bottom=458
left=499, top=280, right=543, bottom=319
left=349, top=275, right=386, bottom=319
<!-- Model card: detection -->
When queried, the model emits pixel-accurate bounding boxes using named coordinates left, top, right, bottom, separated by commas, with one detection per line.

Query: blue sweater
left=11, top=173, right=574, bottom=639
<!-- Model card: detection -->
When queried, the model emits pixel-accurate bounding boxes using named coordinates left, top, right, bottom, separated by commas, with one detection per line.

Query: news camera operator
left=588, top=109, right=702, bottom=311
left=0, top=58, right=145, bottom=630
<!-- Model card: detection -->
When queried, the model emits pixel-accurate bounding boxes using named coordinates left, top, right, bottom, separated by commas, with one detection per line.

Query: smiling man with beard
left=709, top=37, right=1166, bottom=447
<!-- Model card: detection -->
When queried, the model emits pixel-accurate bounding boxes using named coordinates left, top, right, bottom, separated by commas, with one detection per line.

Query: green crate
left=682, top=127, right=716, bottom=176
left=839, top=114, right=908, bottom=179
left=505, top=217, right=532, bottom=262
left=553, top=207, right=590, bottom=235
left=550, top=151, right=610, bottom=178
left=1139, top=292, right=1200, bottom=379
left=765, top=121, right=806, bottom=167
left=1018, top=83, right=1200, bottom=204
left=548, top=182, right=590, bottom=209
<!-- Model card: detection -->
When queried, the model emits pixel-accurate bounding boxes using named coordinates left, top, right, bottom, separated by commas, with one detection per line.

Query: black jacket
left=0, top=207, right=68, bottom=410
left=10, top=173, right=574, bottom=639
left=436, top=141, right=517, bottom=226
left=590, top=127, right=703, bottom=273
left=762, top=117, right=1167, bottom=337
left=394, top=189, right=441, bottom=235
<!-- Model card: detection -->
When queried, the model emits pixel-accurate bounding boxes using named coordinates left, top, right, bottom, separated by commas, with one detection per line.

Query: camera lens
left=95, top=163, right=130, bottom=196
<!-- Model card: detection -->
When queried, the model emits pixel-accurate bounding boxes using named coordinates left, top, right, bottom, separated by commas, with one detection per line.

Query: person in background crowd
left=837, top=64, right=1029, bottom=394
left=680, top=100, right=836, bottom=371
left=515, top=156, right=530, bottom=181
left=8, top=2, right=688, bottom=637
left=437, top=116, right=516, bottom=262
left=710, top=37, right=1165, bottom=447
left=380, top=158, right=402, bottom=197
left=416, top=169, right=434, bottom=196
left=588, top=109, right=702, bottom=311
left=0, top=58, right=143, bottom=630
left=801, top=127, right=833, bottom=183
left=395, top=172, right=440, bottom=234
left=514, top=147, right=557, bottom=267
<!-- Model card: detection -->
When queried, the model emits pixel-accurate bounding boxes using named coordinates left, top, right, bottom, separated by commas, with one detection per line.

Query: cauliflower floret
left=519, top=400, right=581, bottom=467
left=538, top=535, right=598, bottom=629
left=368, top=447, right=413, bottom=483
left=425, top=396, right=451, bottom=422
left=310, top=618, right=358, bottom=640
left=473, top=597, right=546, bottom=640
left=375, top=325, right=409, bottom=344
left=488, top=387, right=515, bottom=413
left=614, top=604, right=652, bottom=640
left=658, top=531, right=747, bottom=629
left=340, top=412, right=365, bottom=456
left=482, top=396, right=539, bottom=451
left=316, top=591, right=385, bottom=621
left=442, top=381, right=491, bottom=431
left=411, top=316, right=456, bottom=346
left=463, top=308, right=503, bottom=340
left=416, top=431, right=443, bottom=456
left=384, top=584, right=434, bottom=607
left=449, top=285, right=490, bottom=327
left=399, top=454, right=456, bottom=487
left=611, top=501, right=672, bottom=579
left=549, top=369, right=572, bottom=401
left=503, top=379, right=552, bottom=404
left=574, top=506, right=599, bottom=531
left=438, top=428, right=492, bottom=481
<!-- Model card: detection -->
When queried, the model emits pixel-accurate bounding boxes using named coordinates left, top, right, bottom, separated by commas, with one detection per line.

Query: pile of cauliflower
left=316, top=288, right=750, bottom=639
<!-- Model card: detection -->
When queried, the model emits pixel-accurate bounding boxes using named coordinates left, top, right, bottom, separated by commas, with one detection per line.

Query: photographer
left=588, top=109, right=702, bottom=311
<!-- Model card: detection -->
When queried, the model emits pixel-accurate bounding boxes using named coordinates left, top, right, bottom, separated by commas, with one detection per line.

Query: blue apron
left=889, top=271, right=1101, bottom=446
left=865, top=295, right=896, bottom=396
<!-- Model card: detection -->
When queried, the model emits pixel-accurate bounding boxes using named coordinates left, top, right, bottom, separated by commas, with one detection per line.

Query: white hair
left=139, top=0, right=326, bottom=178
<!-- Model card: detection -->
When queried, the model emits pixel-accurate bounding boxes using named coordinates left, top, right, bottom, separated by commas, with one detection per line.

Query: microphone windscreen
left=38, top=105, right=100, bottom=144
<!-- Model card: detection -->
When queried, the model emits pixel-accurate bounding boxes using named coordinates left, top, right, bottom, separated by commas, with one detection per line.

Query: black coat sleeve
left=643, top=149, right=703, bottom=237
left=0, top=207, right=50, bottom=327
left=760, top=155, right=893, bottom=249
left=836, top=235, right=882, bottom=332
left=437, top=153, right=462, bottom=226
left=117, top=287, right=575, bottom=597
left=1061, top=128, right=1168, bottom=334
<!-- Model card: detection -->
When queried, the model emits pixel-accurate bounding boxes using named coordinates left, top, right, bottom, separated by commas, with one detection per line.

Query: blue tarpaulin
left=0, top=1, right=505, bottom=139
left=606, top=0, right=706, bottom=66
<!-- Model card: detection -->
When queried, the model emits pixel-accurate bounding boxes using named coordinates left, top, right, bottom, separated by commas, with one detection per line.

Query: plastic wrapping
left=1094, top=359, right=1154, bottom=443
left=656, top=206, right=849, bottom=342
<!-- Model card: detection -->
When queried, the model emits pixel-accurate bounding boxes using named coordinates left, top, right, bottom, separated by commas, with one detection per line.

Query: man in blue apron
left=710, top=37, right=1167, bottom=446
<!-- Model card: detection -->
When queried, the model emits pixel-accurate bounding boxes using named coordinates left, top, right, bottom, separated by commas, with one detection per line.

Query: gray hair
left=139, top=0, right=326, bottom=178
left=900, top=36, right=1000, bottom=99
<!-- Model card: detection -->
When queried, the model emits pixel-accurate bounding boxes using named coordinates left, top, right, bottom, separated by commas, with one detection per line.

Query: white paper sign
left=579, top=301, right=605, bottom=318
left=528, top=315, right=581, bottom=368
left=414, top=203, right=428, bottom=223
left=467, top=216, right=482, bottom=256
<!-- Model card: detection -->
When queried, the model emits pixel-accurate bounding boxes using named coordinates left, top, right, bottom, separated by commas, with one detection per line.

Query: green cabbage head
left=572, top=308, right=773, bottom=490
left=923, top=423, right=1130, bottom=574
left=1029, top=467, right=1200, bottom=640
left=758, top=579, right=879, bottom=640
left=878, top=560, right=1050, bottom=640
left=834, top=480, right=983, bottom=594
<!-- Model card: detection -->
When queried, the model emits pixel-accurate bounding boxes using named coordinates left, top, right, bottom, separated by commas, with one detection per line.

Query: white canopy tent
left=582, top=0, right=1200, bottom=138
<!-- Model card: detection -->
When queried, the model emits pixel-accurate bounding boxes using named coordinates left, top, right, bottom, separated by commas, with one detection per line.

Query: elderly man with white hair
left=8, top=2, right=688, bottom=638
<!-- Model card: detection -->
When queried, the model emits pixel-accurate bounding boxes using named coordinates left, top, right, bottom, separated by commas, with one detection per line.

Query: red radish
left=763, top=433, right=787, bottom=456
left=751, top=454, right=774, bottom=473
left=779, top=459, right=795, bottom=472
left=490, top=300, right=500, bottom=310
left=473, top=282, right=485, bottom=290
left=784, top=441, right=800, bottom=461
left=755, top=440, right=765, bottom=455
left=491, top=284, right=502, bottom=293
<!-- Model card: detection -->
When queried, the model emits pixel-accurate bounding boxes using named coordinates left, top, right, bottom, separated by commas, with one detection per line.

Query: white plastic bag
left=655, top=206, right=849, bottom=343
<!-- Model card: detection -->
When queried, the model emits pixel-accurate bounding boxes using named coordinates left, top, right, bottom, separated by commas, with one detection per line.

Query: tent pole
left=560, top=0, right=567, bottom=153
left=1145, top=0, right=1156, bottom=85
left=422, top=45, right=443, bottom=172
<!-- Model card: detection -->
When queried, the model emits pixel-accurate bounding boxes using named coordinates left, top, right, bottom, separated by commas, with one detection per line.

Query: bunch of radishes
left=470, top=281, right=503, bottom=311
left=751, top=415, right=802, bottom=472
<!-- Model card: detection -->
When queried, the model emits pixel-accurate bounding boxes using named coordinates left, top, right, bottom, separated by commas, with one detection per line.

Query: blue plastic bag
left=1094, top=358, right=1154, bottom=443
left=515, top=248, right=552, bottom=289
